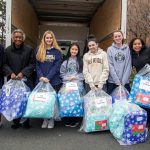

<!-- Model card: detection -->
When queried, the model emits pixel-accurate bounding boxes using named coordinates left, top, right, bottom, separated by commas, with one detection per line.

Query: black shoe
left=22, top=122, right=30, bottom=129
left=11, top=123, right=21, bottom=129
left=0, top=123, right=3, bottom=128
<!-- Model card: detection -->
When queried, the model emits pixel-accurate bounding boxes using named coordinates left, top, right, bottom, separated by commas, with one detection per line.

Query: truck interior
left=11, top=0, right=122, bottom=55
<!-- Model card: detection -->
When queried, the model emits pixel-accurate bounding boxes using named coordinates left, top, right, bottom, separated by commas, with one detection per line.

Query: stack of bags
left=109, top=101, right=148, bottom=145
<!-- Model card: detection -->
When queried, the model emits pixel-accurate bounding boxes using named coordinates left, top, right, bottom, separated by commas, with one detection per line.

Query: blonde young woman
left=36, top=30, right=62, bottom=128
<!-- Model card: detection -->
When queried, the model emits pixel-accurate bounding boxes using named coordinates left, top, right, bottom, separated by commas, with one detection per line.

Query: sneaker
left=48, top=119, right=54, bottom=129
left=11, top=123, right=22, bottom=129
left=70, top=122, right=79, bottom=128
left=41, top=119, right=48, bottom=128
left=65, top=123, right=71, bottom=127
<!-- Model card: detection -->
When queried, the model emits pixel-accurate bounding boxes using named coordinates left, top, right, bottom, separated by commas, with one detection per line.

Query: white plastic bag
left=24, top=81, right=56, bottom=119
left=0, top=79, right=30, bottom=121
left=111, top=85, right=129, bottom=104
left=80, top=90, right=112, bottom=133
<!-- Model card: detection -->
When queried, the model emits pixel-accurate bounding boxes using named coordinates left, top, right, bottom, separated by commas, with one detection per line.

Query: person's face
left=12, top=32, right=24, bottom=46
left=133, top=39, right=142, bottom=53
left=88, top=41, right=98, bottom=53
left=113, top=32, right=123, bottom=44
left=70, top=45, right=79, bottom=57
left=45, top=33, right=53, bottom=46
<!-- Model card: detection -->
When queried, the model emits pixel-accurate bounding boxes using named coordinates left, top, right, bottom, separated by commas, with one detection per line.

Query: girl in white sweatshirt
left=83, top=35, right=109, bottom=92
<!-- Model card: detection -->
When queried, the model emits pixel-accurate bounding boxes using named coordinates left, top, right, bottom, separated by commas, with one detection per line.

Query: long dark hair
left=65, top=43, right=83, bottom=73
left=83, top=34, right=97, bottom=54
left=129, top=38, right=146, bottom=54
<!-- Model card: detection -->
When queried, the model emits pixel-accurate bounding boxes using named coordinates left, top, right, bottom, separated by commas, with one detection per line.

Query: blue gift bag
left=0, top=80, right=30, bottom=121
left=129, top=74, right=150, bottom=108
left=58, top=82, right=84, bottom=117
left=122, top=110, right=147, bottom=145
left=24, top=82, right=56, bottom=118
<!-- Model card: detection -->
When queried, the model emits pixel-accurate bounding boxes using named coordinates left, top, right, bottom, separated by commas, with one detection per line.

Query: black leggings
left=107, top=83, right=131, bottom=95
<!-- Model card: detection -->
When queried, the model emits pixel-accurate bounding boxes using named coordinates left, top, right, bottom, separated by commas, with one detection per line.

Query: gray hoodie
left=107, top=43, right=132, bottom=85
left=60, top=57, right=84, bottom=84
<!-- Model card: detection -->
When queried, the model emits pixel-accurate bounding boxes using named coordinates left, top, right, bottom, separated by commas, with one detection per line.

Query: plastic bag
left=109, top=101, right=148, bottom=145
left=0, top=80, right=30, bottom=121
left=111, top=85, right=129, bottom=104
left=129, top=64, right=150, bottom=108
left=24, top=81, right=56, bottom=119
left=80, top=90, right=112, bottom=133
left=58, top=81, right=85, bottom=117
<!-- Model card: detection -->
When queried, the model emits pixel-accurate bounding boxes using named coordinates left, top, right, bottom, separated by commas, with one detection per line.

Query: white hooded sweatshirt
left=83, top=48, right=109, bottom=88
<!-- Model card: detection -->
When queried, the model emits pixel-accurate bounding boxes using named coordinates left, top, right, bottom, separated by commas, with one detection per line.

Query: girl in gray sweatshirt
left=60, top=43, right=84, bottom=127
left=107, top=30, right=132, bottom=94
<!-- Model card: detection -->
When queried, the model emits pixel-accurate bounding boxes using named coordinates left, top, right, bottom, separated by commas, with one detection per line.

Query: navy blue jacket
left=36, top=48, right=62, bottom=86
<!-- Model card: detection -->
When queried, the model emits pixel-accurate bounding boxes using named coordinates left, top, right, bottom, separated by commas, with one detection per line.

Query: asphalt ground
left=0, top=118, right=150, bottom=150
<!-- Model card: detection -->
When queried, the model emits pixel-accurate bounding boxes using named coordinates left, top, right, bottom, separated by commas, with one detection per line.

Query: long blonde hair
left=36, top=30, right=61, bottom=62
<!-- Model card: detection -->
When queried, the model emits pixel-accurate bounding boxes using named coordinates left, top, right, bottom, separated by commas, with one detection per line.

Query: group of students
left=0, top=28, right=150, bottom=129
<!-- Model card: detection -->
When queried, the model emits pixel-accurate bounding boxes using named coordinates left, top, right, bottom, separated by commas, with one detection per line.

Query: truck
left=6, top=0, right=127, bottom=55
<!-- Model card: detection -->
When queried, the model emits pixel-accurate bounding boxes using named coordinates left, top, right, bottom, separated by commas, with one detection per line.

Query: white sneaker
left=41, top=119, right=48, bottom=128
left=48, top=119, right=54, bottom=129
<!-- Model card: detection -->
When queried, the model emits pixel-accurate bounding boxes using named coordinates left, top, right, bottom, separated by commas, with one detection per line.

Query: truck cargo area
left=8, top=0, right=124, bottom=54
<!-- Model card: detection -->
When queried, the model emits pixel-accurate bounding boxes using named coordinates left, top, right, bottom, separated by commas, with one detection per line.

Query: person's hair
left=129, top=37, right=145, bottom=51
left=11, top=29, right=26, bottom=41
left=113, top=30, right=125, bottom=44
left=36, top=30, right=61, bottom=62
left=65, top=43, right=83, bottom=73
left=86, top=34, right=98, bottom=45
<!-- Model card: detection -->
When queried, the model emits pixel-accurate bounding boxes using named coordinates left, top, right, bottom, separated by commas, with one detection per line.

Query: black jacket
left=0, top=44, right=4, bottom=88
left=3, top=43, right=35, bottom=88
left=131, top=46, right=150, bottom=72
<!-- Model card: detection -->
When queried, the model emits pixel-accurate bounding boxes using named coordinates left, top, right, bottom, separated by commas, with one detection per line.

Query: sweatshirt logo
left=45, top=54, right=55, bottom=62
left=115, top=52, right=125, bottom=63
left=88, top=58, right=103, bottom=64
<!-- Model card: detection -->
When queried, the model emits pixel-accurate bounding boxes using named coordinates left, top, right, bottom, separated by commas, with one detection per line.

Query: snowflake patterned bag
left=109, top=101, right=148, bottom=145
left=58, top=82, right=85, bottom=117
left=80, top=90, right=112, bottom=133
left=129, top=64, right=150, bottom=108
left=111, top=85, right=129, bottom=104
left=24, top=81, right=56, bottom=118
left=0, top=80, right=30, bottom=121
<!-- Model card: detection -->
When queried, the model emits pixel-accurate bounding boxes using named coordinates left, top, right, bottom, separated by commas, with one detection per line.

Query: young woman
left=36, top=30, right=62, bottom=129
left=107, top=30, right=132, bottom=94
left=130, top=37, right=150, bottom=128
left=83, top=35, right=109, bottom=92
left=129, top=38, right=150, bottom=72
left=60, top=43, right=84, bottom=127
